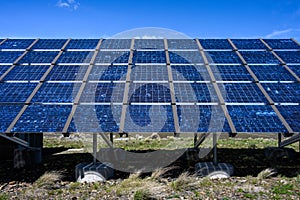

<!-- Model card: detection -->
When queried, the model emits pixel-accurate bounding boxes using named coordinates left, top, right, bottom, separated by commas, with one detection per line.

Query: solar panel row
left=0, top=39, right=299, bottom=135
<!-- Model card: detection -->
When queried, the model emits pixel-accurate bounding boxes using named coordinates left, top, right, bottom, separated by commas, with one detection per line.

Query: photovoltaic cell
left=0, top=83, right=37, bottom=103
left=66, top=39, right=99, bottom=49
left=128, top=83, right=171, bottom=103
left=32, top=39, right=67, bottom=49
left=0, top=39, right=35, bottom=49
left=173, top=83, right=217, bottom=102
left=46, top=65, right=87, bottom=81
left=131, top=65, right=168, bottom=81
left=100, top=39, right=132, bottom=49
left=219, top=83, right=268, bottom=103
left=210, top=65, right=253, bottom=81
left=231, top=39, right=265, bottom=50
left=262, top=83, right=300, bottom=103
left=169, top=51, right=203, bottom=64
left=249, top=65, right=296, bottom=81
left=124, top=105, right=175, bottom=132
left=68, top=105, right=122, bottom=132
left=177, top=105, right=231, bottom=132
left=171, top=65, right=209, bottom=81
left=133, top=51, right=166, bottom=63
left=4, top=65, right=49, bottom=81
left=88, top=65, right=128, bottom=81
left=0, top=51, right=23, bottom=63
left=264, top=39, right=300, bottom=49
left=239, top=51, right=280, bottom=64
left=167, top=39, right=198, bottom=49
left=12, top=104, right=72, bottom=133
left=57, top=51, right=93, bottom=63
left=277, top=105, right=300, bottom=132
left=288, top=65, right=300, bottom=78
left=134, top=39, right=164, bottom=49
left=0, top=105, right=23, bottom=132
left=95, top=51, right=130, bottom=63
left=0, top=65, right=11, bottom=77
left=31, top=83, right=81, bottom=103
left=275, top=51, right=300, bottom=64
left=80, top=83, right=125, bottom=103
left=199, top=39, right=232, bottom=49
left=19, top=51, right=59, bottom=64
left=206, top=51, right=241, bottom=64
left=227, top=105, right=287, bottom=133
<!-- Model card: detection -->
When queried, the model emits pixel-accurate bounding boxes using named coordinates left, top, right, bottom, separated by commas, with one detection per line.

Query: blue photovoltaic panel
left=4, top=65, right=49, bottom=81
left=264, top=39, right=300, bottom=49
left=12, top=105, right=72, bottom=133
left=66, top=39, right=99, bottom=49
left=199, top=39, right=232, bottom=49
left=32, top=39, right=67, bottom=49
left=0, top=39, right=35, bottom=49
left=100, top=39, right=132, bottom=49
left=227, top=105, right=287, bottom=133
left=95, top=51, right=130, bottom=63
left=211, top=65, right=253, bottom=81
left=231, top=39, right=266, bottom=50
left=0, top=83, right=37, bottom=102
left=219, top=83, right=268, bottom=103
left=19, top=51, right=59, bottom=64
left=0, top=51, right=23, bottom=63
left=134, top=39, right=164, bottom=49
left=0, top=105, right=23, bottom=132
left=128, top=83, right=171, bottom=103
left=249, top=65, right=296, bottom=81
left=68, top=105, right=121, bottom=133
left=288, top=65, right=300, bottom=77
left=277, top=105, right=300, bottom=132
left=262, top=83, right=300, bottom=103
left=31, top=83, right=81, bottom=103
left=57, top=51, right=93, bottom=63
left=169, top=51, right=203, bottom=64
left=206, top=51, right=241, bottom=64
left=46, top=65, right=87, bottom=81
left=275, top=51, right=300, bottom=63
left=171, top=65, right=209, bottom=81
left=0, top=65, right=11, bottom=77
left=88, top=65, right=128, bottom=81
left=167, top=39, right=198, bottom=49
left=239, top=51, right=280, bottom=64
left=177, top=105, right=231, bottom=132
left=80, top=83, right=125, bottom=103
left=173, top=83, right=217, bottom=102
left=131, top=65, right=168, bottom=81
left=133, top=51, right=166, bottom=63
left=124, top=105, right=175, bottom=132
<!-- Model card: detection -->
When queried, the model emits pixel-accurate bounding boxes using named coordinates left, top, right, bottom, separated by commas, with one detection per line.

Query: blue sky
left=1, top=0, right=300, bottom=40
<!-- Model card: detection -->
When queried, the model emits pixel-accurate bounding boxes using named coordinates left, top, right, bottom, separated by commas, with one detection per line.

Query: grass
left=33, top=171, right=63, bottom=189
left=257, top=168, right=277, bottom=180
left=0, top=193, right=9, bottom=200
left=43, top=135, right=299, bottom=152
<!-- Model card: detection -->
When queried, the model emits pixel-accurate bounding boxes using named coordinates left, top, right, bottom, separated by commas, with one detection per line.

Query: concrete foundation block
left=195, top=162, right=234, bottom=178
left=76, top=162, right=114, bottom=183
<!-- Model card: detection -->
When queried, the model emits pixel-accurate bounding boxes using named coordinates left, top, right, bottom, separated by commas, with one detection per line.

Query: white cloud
left=265, top=28, right=300, bottom=40
left=56, top=0, right=80, bottom=11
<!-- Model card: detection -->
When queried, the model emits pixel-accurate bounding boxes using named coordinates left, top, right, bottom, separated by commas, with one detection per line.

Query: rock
left=148, top=133, right=161, bottom=140
left=9, top=181, right=16, bottom=185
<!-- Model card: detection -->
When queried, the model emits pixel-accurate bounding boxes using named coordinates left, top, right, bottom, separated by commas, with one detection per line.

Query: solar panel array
left=0, top=38, right=299, bottom=135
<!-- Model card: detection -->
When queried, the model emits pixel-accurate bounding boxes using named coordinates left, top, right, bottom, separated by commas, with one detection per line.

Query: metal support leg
left=93, top=133, right=97, bottom=164
left=110, top=133, right=114, bottom=144
left=278, top=133, right=282, bottom=148
left=213, top=133, right=218, bottom=165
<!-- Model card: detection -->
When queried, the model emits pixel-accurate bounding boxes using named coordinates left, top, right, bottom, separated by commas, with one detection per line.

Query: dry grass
left=257, top=168, right=277, bottom=180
